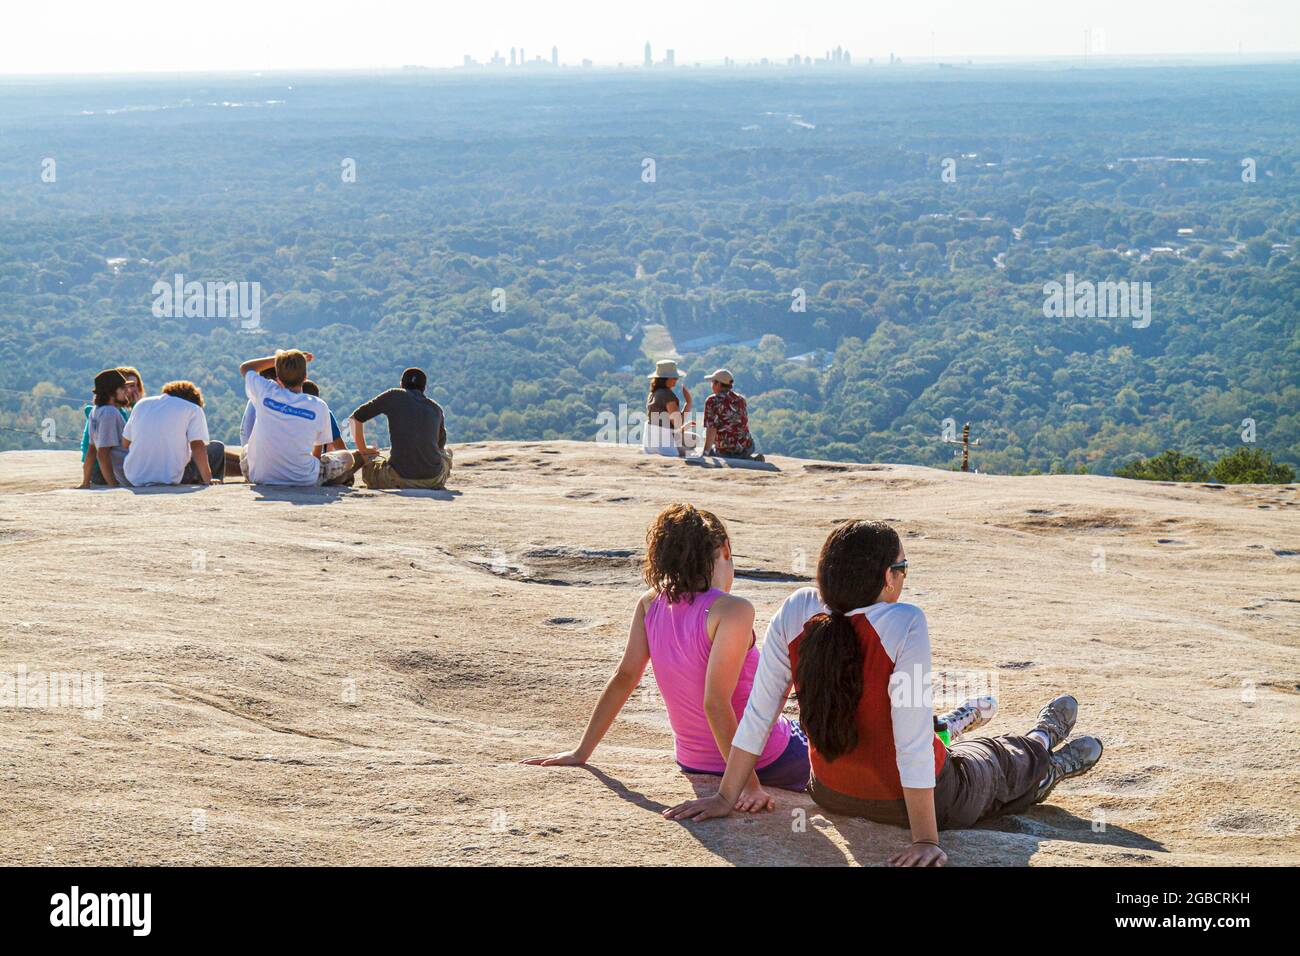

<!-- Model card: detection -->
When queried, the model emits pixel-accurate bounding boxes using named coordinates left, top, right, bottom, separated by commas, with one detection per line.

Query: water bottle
left=934, top=716, right=950, bottom=747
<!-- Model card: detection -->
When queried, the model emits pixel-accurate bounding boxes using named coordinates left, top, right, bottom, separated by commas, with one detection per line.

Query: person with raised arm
left=643, top=359, right=695, bottom=456
left=237, top=349, right=361, bottom=487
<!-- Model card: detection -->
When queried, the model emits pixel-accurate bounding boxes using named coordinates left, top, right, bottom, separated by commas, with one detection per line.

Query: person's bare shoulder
left=711, top=592, right=755, bottom=621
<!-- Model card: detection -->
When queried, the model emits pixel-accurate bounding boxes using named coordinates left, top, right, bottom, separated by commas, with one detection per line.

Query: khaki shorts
left=361, top=448, right=451, bottom=490
left=317, top=450, right=359, bottom=486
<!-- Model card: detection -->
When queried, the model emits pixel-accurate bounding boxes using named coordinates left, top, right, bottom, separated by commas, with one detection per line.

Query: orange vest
left=790, top=612, right=946, bottom=799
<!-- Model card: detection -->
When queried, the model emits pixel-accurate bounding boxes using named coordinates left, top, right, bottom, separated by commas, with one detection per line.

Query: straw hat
left=647, top=359, right=682, bottom=380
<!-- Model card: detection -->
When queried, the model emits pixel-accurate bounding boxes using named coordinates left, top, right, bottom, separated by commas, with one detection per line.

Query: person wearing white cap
left=644, top=359, right=694, bottom=456
left=702, top=368, right=761, bottom=461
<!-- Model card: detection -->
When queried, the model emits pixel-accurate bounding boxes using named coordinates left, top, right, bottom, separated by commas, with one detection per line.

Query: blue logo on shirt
left=263, top=397, right=317, bottom=420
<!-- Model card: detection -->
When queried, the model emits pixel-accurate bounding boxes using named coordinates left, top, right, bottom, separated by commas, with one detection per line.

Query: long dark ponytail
left=795, top=520, right=901, bottom=762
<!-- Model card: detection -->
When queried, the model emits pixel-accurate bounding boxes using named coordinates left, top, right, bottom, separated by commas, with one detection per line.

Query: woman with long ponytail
left=666, top=520, right=1105, bottom=866
left=791, top=522, right=898, bottom=761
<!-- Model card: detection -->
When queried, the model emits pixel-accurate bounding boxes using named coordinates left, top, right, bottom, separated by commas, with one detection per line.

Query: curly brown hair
left=642, top=503, right=729, bottom=604
left=161, top=380, right=204, bottom=407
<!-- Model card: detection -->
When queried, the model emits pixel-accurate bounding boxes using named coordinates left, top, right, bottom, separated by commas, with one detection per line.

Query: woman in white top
left=666, top=520, right=1105, bottom=866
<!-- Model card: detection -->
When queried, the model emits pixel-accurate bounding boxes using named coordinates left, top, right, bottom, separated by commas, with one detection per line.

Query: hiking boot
left=937, top=696, right=997, bottom=742
left=1034, top=735, right=1104, bottom=803
left=1034, top=695, right=1078, bottom=749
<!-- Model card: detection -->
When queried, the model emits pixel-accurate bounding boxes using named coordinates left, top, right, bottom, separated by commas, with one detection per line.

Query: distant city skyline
left=462, top=40, right=842, bottom=70
left=4, top=0, right=1300, bottom=75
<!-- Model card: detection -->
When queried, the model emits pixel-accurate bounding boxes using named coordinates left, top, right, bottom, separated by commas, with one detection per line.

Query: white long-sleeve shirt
left=732, top=587, right=940, bottom=789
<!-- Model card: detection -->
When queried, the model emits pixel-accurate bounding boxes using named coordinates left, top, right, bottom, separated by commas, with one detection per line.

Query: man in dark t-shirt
left=349, top=367, right=452, bottom=490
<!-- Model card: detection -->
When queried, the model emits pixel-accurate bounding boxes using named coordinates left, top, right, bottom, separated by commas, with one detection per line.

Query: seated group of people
left=79, top=350, right=452, bottom=490
left=524, top=505, right=1106, bottom=867
left=643, top=360, right=764, bottom=460
left=78, top=356, right=1098, bottom=865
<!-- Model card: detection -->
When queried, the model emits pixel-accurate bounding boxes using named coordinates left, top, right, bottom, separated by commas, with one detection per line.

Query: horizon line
left=4, top=50, right=1300, bottom=82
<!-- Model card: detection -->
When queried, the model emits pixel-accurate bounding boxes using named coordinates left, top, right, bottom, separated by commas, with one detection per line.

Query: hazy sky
left=4, top=0, right=1299, bottom=74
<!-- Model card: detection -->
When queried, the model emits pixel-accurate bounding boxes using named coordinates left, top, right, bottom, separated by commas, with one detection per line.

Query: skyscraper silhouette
left=644, top=42, right=652, bottom=67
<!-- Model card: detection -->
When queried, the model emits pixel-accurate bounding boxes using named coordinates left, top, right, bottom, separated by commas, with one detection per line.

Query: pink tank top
left=644, top=588, right=792, bottom=772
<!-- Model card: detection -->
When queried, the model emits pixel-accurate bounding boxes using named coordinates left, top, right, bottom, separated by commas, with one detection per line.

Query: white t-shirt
left=243, top=370, right=332, bottom=485
left=122, top=394, right=210, bottom=486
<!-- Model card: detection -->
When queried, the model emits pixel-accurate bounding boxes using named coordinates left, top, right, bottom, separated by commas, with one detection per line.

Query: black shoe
left=1034, top=695, right=1078, bottom=750
left=1034, top=735, right=1104, bottom=803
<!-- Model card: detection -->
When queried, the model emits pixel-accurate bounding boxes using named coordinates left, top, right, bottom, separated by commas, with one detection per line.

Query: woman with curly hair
left=665, top=520, right=1104, bottom=866
left=522, top=503, right=810, bottom=804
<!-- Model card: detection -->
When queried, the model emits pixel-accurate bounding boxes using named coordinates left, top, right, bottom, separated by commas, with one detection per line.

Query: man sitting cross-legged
left=237, top=349, right=361, bottom=487
left=350, top=367, right=452, bottom=490
left=122, top=380, right=225, bottom=486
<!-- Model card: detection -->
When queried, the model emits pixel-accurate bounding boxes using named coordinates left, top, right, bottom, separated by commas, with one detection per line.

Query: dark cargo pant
left=932, top=733, right=1052, bottom=828
left=808, top=733, right=1052, bottom=830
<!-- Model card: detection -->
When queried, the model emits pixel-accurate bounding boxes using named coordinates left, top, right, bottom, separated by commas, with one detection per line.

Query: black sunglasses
left=890, top=560, right=909, bottom=574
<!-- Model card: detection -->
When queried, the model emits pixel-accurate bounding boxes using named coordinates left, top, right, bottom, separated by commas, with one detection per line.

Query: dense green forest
left=0, top=64, right=1296, bottom=475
